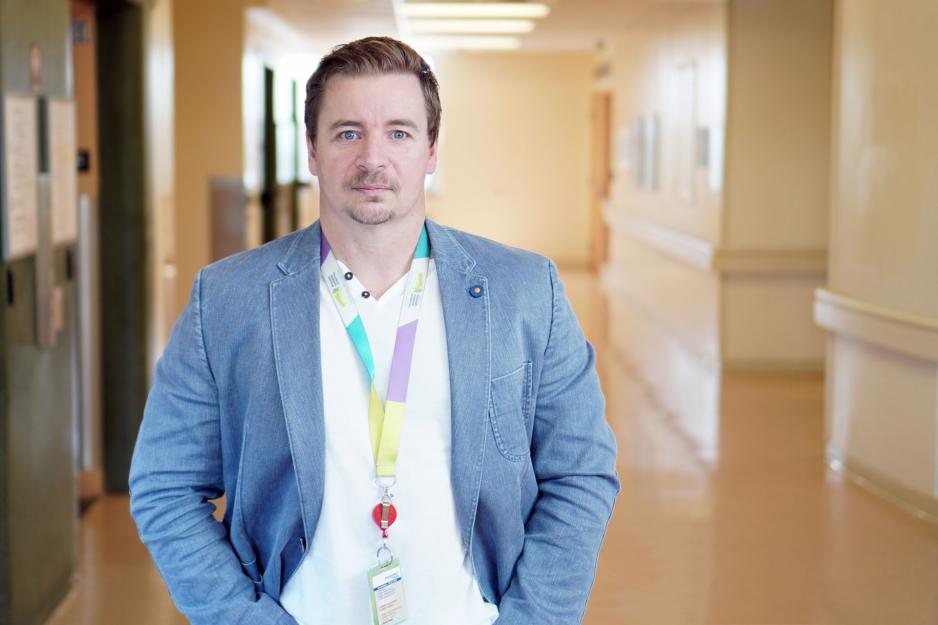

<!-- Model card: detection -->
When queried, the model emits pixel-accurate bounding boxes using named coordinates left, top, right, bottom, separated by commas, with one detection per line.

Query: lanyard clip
left=376, top=475, right=397, bottom=490
left=380, top=500, right=392, bottom=529
left=377, top=542, right=394, bottom=567
left=372, top=487, right=398, bottom=539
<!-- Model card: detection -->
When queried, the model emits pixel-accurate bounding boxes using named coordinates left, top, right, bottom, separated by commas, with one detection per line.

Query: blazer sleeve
left=494, top=259, right=621, bottom=625
left=128, top=269, right=298, bottom=625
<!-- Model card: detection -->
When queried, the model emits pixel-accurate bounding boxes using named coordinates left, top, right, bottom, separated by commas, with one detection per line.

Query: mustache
left=345, top=174, right=399, bottom=191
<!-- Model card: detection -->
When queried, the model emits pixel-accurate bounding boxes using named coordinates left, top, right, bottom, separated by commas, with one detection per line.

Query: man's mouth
left=352, top=185, right=392, bottom=193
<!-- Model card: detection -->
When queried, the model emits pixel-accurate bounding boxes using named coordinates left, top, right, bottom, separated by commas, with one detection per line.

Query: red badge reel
left=372, top=500, right=397, bottom=538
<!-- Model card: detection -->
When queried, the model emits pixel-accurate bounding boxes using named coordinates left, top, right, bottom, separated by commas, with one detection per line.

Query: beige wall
left=428, top=51, right=593, bottom=267
left=145, top=0, right=176, bottom=367
left=173, top=0, right=245, bottom=316
left=817, top=0, right=938, bottom=512
left=603, top=0, right=831, bottom=382
left=723, top=0, right=832, bottom=251
left=600, top=3, right=727, bottom=440
left=719, top=0, right=831, bottom=369
left=606, top=4, right=727, bottom=244
left=828, top=0, right=938, bottom=319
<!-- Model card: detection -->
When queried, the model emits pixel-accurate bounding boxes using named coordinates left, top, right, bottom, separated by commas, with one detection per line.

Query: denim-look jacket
left=129, top=219, right=620, bottom=625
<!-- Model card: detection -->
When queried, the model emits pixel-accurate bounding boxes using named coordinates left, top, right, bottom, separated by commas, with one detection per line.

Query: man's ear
left=307, top=136, right=319, bottom=176
left=426, top=140, right=438, bottom=175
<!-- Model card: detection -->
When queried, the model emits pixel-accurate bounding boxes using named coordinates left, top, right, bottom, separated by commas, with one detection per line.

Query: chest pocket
left=489, top=361, right=533, bottom=461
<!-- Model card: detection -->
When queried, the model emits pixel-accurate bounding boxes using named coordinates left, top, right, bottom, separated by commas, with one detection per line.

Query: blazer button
left=469, top=284, right=484, bottom=298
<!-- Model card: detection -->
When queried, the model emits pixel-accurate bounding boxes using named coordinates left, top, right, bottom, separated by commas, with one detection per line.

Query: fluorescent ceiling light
left=403, top=3, right=550, bottom=19
left=409, top=19, right=535, bottom=34
left=409, top=35, right=523, bottom=50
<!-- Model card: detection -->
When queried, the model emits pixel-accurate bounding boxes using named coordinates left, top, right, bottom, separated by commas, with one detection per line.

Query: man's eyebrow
left=327, top=119, right=419, bottom=131
left=387, top=119, right=419, bottom=130
left=328, top=120, right=364, bottom=131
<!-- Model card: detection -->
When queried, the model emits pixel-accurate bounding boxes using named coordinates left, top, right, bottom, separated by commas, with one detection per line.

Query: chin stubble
left=344, top=173, right=400, bottom=225
left=348, top=205, right=394, bottom=225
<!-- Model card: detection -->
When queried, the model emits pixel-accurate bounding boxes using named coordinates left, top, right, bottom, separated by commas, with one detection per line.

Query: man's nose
left=356, top=134, right=387, bottom=171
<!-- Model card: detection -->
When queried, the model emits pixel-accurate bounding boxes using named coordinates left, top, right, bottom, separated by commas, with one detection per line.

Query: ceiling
left=265, top=0, right=399, bottom=52
left=263, top=0, right=721, bottom=55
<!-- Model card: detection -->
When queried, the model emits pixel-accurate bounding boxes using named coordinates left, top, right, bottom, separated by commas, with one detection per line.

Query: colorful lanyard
left=319, top=225, right=431, bottom=481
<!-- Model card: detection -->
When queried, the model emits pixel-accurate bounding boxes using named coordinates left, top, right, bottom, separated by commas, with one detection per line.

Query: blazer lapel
left=427, top=220, right=491, bottom=551
left=270, top=222, right=325, bottom=543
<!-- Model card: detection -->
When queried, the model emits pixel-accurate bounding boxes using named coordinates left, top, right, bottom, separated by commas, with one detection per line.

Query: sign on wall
left=49, top=98, right=77, bottom=245
left=1, top=94, right=39, bottom=260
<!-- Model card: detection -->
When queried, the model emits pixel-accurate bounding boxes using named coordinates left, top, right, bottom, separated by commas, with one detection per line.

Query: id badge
left=368, top=557, right=408, bottom=625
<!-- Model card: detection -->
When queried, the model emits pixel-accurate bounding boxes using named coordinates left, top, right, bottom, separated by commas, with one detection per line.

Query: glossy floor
left=46, top=270, right=938, bottom=625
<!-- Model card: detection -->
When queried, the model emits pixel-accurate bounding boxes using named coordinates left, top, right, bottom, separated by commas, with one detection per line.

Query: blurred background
left=1, top=0, right=937, bottom=624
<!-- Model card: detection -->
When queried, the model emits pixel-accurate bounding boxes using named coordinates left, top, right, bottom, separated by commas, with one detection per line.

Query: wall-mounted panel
left=0, top=0, right=78, bottom=622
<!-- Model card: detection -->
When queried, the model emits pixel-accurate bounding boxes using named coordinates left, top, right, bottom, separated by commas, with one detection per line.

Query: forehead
left=319, top=73, right=427, bottom=128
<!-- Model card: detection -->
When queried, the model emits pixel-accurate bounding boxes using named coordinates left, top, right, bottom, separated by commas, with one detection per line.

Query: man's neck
left=320, top=209, right=426, bottom=300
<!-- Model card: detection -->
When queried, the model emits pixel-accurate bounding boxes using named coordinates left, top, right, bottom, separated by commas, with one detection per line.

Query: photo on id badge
left=369, top=557, right=408, bottom=625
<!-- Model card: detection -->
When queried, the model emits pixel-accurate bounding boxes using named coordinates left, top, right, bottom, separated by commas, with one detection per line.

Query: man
left=129, top=37, right=619, bottom=625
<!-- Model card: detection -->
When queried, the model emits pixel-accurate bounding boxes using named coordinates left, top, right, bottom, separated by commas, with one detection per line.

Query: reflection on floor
left=46, top=269, right=938, bottom=625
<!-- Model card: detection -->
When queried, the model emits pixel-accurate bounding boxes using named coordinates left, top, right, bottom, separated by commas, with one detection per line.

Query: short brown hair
left=304, top=37, right=441, bottom=147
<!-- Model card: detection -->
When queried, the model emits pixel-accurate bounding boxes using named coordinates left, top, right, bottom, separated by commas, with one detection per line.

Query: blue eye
left=340, top=130, right=358, bottom=141
left=392, top=130, right=408, bottom=140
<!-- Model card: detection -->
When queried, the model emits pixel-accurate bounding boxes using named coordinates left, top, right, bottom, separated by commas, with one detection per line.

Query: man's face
left=308, top=73, right=437, bottom=226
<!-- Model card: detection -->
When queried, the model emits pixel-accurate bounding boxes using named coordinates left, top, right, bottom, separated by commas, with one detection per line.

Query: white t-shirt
left=280, top=258, right=499, bottom=625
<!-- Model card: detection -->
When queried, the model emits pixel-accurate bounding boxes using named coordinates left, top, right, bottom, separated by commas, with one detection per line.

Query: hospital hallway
left=3, top=0, right=938, bottom=624
left=43, top=268, right=938, bottom=625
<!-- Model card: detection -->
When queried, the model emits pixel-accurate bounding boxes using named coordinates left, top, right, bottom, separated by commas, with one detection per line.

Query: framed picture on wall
left=642, top=113, right=659, bottom=192
left=669, top=61, right=697, bottom=204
